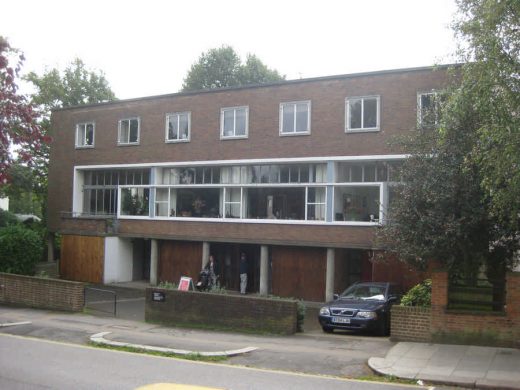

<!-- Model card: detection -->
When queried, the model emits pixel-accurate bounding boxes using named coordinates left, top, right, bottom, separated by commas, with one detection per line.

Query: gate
left=84, top=287, right=117, bottom=316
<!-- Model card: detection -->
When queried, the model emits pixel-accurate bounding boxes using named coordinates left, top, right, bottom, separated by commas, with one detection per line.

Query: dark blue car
left=318, top=282, right=401, bottom=336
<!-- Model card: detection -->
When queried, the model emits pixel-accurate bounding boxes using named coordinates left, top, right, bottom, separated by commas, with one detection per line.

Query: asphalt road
left=0, top=333, right=424, bottom=390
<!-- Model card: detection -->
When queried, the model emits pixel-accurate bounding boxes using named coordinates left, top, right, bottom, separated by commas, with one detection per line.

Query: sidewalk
left=369, top=341, right=520, bottom=390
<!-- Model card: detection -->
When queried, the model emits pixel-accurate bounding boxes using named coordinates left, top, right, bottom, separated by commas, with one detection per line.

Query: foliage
left=157, top=281, right=177, bottom=290
left=452, top=0, right=520, bottom=234
left=0, top=224, right=43, bottom=275
left=377, top=0, right=520, bottom=275
left=182, top=46, right=284, bottom=91
left=296, top=300, right=306, bottom=332
left=0, top=209, right=19, bottom=228
left=0, top=164, right=42, bottom=216
left=0, top=36, right=47, bottom=184
left=401, top=279, right=432, bottom=307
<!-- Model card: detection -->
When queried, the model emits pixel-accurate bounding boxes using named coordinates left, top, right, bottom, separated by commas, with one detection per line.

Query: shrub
left=401, top=279, right=432, bottom=307
left=0, top=209, right=20, bottom=228
left=0, top=225, right=43, bottom=275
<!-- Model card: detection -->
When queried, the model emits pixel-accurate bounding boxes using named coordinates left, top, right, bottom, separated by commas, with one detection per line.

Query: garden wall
left=145, top=288, right=298, bottom=334
left=390, top=306, right=432, bottom=342
left=0, top=272, right=84, bottom=311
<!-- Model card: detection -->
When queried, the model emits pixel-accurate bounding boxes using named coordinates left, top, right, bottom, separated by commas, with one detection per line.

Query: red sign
left=178, top=276, right=193, bottom=291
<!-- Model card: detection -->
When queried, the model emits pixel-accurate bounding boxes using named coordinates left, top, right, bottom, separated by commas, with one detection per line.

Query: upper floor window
left=346, top=96, right=380, bottom=132
left=280, top=101, right=311, bottom=135
left=118, top=117, right=140, bottom=145
left=166, top=112, right=190, bottom=142
left=417, top=92, right=441, bottom=128
left=221, top=106, right=248, bottom=139
left=76, top=122, right=94, bottom=148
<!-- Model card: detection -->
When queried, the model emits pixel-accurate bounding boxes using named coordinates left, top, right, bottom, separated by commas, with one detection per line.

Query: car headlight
left=356, top=311, right=377, bottom=319
left=319, top=307, right=330, bottom=316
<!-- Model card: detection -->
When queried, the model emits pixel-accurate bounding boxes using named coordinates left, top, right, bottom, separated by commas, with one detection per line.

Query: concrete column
left=259, top=245, right=269, bottom=295
left=47, top=232, right=55, bottom=262
left=202, top=241, right=210, bottom=269
left=325, top=248, right=335, bottom=302
left=150, top=239, right=158, bottom=286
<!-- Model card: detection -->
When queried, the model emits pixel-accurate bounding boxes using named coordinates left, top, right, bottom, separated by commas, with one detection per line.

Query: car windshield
left=340, top=284, right=386, bottom=301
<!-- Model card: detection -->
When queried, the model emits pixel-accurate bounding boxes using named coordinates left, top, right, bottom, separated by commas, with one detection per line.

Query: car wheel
left=322, top=326, right=333, bottom=333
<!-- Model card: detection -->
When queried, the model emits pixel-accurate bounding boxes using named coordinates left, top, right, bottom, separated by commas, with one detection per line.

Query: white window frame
left=345, top=95, right=380, bottom=132
left=118, top=117, right=140, bottom=145
left=165, top=112, right=191, bottom=143
left=279, top=100, right=311, bottom=136
left=75, top=122, right=95, bottom=148
left=220, top=106, right=249, bottom=139
left=417, top=91, right=440, bottom=129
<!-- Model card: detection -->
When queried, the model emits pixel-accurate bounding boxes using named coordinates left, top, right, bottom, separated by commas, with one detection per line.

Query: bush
left=0, top=209, right=20, bottom=228
left=401, top=279, right=432, bottom=307
left=0, top=225, right=43, bottom=275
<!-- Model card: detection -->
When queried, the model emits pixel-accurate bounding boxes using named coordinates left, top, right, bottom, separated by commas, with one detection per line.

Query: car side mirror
left=388, top=295, right=398, bottom=303
left=333, top=294, right=339, bottom=300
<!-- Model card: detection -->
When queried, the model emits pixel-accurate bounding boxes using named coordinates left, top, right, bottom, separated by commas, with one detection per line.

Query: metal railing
left=84, top=287, right=117, bottom=316
left=448, top=278, right=506, bottom=312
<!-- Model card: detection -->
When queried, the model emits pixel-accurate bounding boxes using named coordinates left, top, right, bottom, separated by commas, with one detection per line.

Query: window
left=118, top=118, right=140, bottom=145
left=346, top=96, right=380, bottom=132
left=280, top=101, right=310, bottom=135
left=221, top=106, right=248, bottom=139
left=76, top=122, right=95, bottom=148
left=417, top=92, right=441, bottom=128
left=166, top=112, right=190, bottom=142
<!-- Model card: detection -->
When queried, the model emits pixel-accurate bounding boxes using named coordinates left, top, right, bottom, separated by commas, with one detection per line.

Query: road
left=0, top=333, right=423, bottom=390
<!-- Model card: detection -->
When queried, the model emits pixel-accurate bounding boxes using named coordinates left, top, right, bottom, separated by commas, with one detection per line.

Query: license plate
left=332, top=316, right=350, bottom=324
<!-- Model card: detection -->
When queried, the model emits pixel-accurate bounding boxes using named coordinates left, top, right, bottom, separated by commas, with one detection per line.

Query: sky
left=3, top=0, right=459, bottom=100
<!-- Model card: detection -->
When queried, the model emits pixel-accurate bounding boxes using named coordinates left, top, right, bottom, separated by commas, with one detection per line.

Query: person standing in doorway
left=205, top=254, right=218, bottom=288
left=239, top=252, right=248, bottom=294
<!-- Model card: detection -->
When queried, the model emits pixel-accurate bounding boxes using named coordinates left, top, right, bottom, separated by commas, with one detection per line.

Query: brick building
left=47, top=65, right=454, bottom=302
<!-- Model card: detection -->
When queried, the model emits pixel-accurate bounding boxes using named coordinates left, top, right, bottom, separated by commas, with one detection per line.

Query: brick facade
left=390, top=306, right=432, bottom=342
left=145, top=288, right=297, bottom=334
left=0, top=272, right=84, bottom=311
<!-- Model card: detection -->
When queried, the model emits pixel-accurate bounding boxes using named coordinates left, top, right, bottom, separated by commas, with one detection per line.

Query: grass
left=89, top=342, right=228, bottom=362
left=356, top=374, right=418, bottom=385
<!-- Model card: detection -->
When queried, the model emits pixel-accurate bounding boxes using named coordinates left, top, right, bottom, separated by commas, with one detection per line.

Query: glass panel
left=246, top=187, right=305, bottom=220
left=235, top=108, right=246, bottom=136
left=280, top=166, right=289, bottom=183
left=307, top=204, right=325, bottom=221
left=289, top=166, right=299, bottom=183
left=168, top=115, right=178, bottom=140
left=363, top=98, right=377, bottom=128
left=376, top=163, right=388, bottom=181
left=121, top=188, right=150, bottom=216
left=420, top=93, right=436, bottom=127
left=179, top=114, right=189, bottom=139
left=129, top=119, right=139, bottom=142
left=282, top=104, right=295, bottom=133
left=334, top=186, right=380, bottom=222
left=300, top=165, right=309, bottom=183
left=223, top=110, right=234, bottom=136
left=175, top=188, right=219, bottom=218
left=155, top=188, right=169, bottom=217
left=295, top=103, right=308, bottom=132
left=364, top=164, right=376, bottom=182
left=351, top=165, right=362, bottom=182
left=349, top=99, right=362, bottom=129
left=119, top=120, right=129, bottom=143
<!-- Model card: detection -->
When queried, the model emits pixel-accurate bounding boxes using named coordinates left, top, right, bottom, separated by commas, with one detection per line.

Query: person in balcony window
left=239, top=253, right=248, bottom=294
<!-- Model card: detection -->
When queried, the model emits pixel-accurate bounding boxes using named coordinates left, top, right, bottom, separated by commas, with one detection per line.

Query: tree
left=23, top=58, right=116, bottom=215
left=182, top=46, right=284, bottom=91
left=453, top=0, right=520, bottom=233
left=377, top=0, right=520, bottom=276
left=0, top=36, right=47, bottom=184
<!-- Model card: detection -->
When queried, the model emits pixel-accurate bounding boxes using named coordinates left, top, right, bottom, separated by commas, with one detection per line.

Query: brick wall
left=390, top=306, right=432, bottom=342
left=430, top=270, right=520, bottom=347
left=0, top=273, right=84, bottom=311
left=145, top=288, right=297, bottom=334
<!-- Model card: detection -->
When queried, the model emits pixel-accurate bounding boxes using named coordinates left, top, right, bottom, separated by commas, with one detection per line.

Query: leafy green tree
left=453, top=0, right=520, bottom=233
left=0, top=36, right=47, bottom=184
left=0, top=224, right=43, bottom=275
left=182, top=46, right=284, bottom=91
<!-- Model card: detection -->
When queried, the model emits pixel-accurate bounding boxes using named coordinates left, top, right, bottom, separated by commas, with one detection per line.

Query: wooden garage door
left=60, top=235, right=104, bottom=283
left=159, top=241, right=202, bottom=284
left=271, top=246, right=326, bottom=302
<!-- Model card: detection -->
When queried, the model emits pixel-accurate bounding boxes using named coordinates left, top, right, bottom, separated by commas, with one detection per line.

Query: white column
left=47, top=232, right=55, bottom=262
left=259, top=245, right=269, bottom=295
left=202, top=241, right=210, bottom=269
left=325, top=248, right=335, bottom=302
left=150, top=239, right=158, bottom=286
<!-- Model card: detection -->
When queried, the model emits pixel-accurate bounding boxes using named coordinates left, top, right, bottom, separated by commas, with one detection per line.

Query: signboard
left=152, top=291, right=166, bottom=302
left=178, top=276, right=194, bottom=291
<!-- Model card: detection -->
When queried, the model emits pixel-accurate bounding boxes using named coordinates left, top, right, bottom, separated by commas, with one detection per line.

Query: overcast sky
left=3, top=0, right=459, bottom=100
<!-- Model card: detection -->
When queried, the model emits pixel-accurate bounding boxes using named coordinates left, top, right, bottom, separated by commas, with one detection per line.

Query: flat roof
left=53, top=63, right=461, bottom=112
